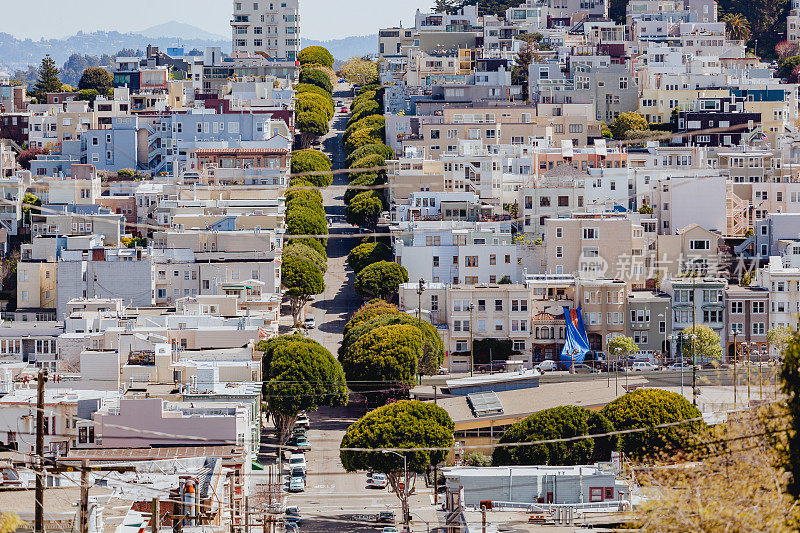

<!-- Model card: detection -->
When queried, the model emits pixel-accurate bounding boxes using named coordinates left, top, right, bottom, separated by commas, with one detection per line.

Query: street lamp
left=691, top=333, right=698, bottom=406
left=382, top=450, right=409, bottom=528
left=658, top=312, right=668, bottom=367
left=416, top=279, right=425, bottom=328
left=614, top=347, right=621, bottom=395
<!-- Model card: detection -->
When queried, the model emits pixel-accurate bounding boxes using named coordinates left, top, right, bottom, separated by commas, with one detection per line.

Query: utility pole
left=692, top=277, right=697, bottom=407
left=732, top=328, right=738, bottom=406
left=35, top=369, right=47, bottom=533
left=80, top=460, right=89, bottom=533
left=152, top=498, right=160, bottom=533
left=481, top=505, right=487, bottom=533
left=229, top=473, right=235, bottom=533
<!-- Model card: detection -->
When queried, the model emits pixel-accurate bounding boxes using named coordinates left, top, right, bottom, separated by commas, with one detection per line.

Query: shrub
left=298, top=46, right=334, bottom=68
left=299, top=67, right=333, bottom=94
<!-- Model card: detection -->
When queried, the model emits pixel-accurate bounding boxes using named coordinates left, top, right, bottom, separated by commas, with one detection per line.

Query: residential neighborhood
left=0, top=0, right=799, bottom=531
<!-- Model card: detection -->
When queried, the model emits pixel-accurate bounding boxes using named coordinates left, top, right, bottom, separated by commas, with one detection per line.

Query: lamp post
left=416, top=279, right=425, bottom=328
left=731, top=327, right=738, bottom=407
left=747, top=341, right=755, bottom=407
left=658, top=312, right=668, bottom=367
left=691, top=333, right=698, bottom=406
left=615, top=347, right=621, bottom=395
left=469, top=303, right=475, bottom=377
left=383, top=450, right=409, bottom=528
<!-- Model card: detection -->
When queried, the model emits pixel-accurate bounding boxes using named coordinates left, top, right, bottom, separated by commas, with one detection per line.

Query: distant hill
left=0, top=30, right=229, bottom=75
left=304, top=35, right=378, bottom=60
left=136, top=21, right=228, bottom=43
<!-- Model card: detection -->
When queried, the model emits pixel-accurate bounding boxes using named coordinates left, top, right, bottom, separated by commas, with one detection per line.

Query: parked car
left=341, top=106, right=349, bottom=113
left=292, top=435, right=311, bottom=451
left=437, top=366, right=448, bottom=375
left=285, top=523, right=299, bottom=533
left=477, top=361, right=507, bottom=373
left=289, top=475, right=306, bottom=492
left=289, top=453, right=306, bottom=472
left=382, top=528, right=398, bottom=533
left=534, top=360, right=557, bottom=373
left=367, top=472, right=388, bottom=488
left=291, top=466, right=306, bottom=479
left=304, top=317, right=316, bottom=329
left=632, top=361, right=659, bottom=372
left=377, top=511, right=395, bottom=523
left=285, top=507, right=302, bottom=524
left=295, top=413, right=311, bottom=428
left=573, top=364, right=600, bottom=373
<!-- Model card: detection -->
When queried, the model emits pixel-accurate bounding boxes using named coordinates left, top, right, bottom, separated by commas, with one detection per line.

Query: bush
left=291, top=149, right=333, bottom=188
left=298, top=46, right=334, bottom=68
left=348, top=242, right=393, bottom=273
left=463, top=452, right=492, bottom=467
left=600, top=388, right=705, bottom=459
left=346, top=143, right=395, bottom=168
left=299, top=67, right=333, bottom=94
left=493, top=406, right=616, bottom=466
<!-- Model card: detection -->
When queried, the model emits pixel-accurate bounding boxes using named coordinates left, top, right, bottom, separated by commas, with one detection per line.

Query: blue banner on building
left=560, top=307, right=591, bottom=368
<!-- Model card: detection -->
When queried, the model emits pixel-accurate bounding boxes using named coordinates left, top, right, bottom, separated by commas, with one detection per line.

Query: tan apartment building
left=576, top=278, right=628, bottom=353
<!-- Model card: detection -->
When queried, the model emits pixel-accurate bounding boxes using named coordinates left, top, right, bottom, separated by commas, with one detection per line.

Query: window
left=753, top=301, right=765, bottom=314
left=465, top=256, right=478, bottom=267
left=690, top=240, right=710, bottom=250
left=753, top=322, right=765, bottom=335
left=489, top=254, right=496, bottom=265
left=731, top=301, right=743, bottom=314
left=582, top=228, right=598, bottom=239
left=495, top=320, right=504, bottom=331
left=433, top=256, right=440, bottom=267
left=478, top=300, right=486, bottom=311
left=495, top=299, right=503, bottom=311
left=505, top=255, right=511, bottom=264
left=703, top=309, right=723, bottom=323
left=430, top=295, right=438, bottom=311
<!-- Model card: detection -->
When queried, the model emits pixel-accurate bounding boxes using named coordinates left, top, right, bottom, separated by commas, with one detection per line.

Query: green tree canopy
left=492, top=406, right=617, bottom=466
left=610, top=112, right=649, bottom=140
left=345, top=115, right=386, bottom=143
left=286, top=184, right=323, bottom=206
left=781, top=332, right=800, bottom=496
left=289, top=237, right=327, bottom=259
left=346, top=143, right=395, bottom=168
left=259, top=335, right=347, bottom=443
left=344, top=127, right=385, bottom=155
left=299, top=67, right=333, bottom=94
left=33, top=55, right=63, bottom=102
left=285, top=241, right=328, bottom=274
left=340, top=400, right=454, bottom=516
left=340, top=312, right=446, bottom=379
left=346, top=191, right=385, bottom=229
left=681, top=325, right=723, bottom=361
left=297, top=92, right=334, bottom=121
left=607, top=335, right=639, bottom=358
left=343, top=299, right=401, bottom=337
left=282, top=255, right=324, bottom=324
left=296, top=82, right=335, bottom=100
left=339, top=57, right=379, bottom=85
left=348, top=242, right=393, bottom=274
left=600, top=388, right=705, bottom=459
left=296, top=111, right=330, bottom=148
left=291, top=149, right=333, bottom=187
left=286, top=205, right=328, bottom=239
left=348, top=100, right=381, bottom=127
left=298, top=46, right=335, bottom=68
left=78, top=67, right=113, bottom=94
left=355, top=261, right=409, bottom=300
left=345, top=172, right=385, bottom=205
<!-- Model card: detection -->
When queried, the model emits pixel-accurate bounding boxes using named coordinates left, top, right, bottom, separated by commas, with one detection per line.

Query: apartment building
left=661, top=276, right=728, bottom=352
left=576, top=278, right=627, bottom=353
left=393, top=221, right=519, bottom=285
left=757, top=256, right=800, bottom=332
left=544, top=214, right=657, bottom=288
left=626, top=291, right=672, bottom=358
left=231, top=0, right=300, bottom=62
left=725, top=285, right=770, bottom=362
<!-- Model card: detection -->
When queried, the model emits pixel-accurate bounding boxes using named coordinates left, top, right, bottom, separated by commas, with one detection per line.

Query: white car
left=295, top=413, right=310, bottom=428
left=289, top=453, right=306, bottom=472
left=535, top=360, right=557, bottom=372
left=632, top=361, right=658, bottom=371
left=367, top=472, right=388, bottom=489
left=304, top=317, right=316, bottom=329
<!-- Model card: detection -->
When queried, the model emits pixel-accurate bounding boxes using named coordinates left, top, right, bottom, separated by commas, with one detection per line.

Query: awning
left=252, top=461, right=265, bottom=471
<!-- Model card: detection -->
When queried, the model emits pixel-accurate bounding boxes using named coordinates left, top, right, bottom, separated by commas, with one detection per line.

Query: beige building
left=576, top=278, right=628, bottom=353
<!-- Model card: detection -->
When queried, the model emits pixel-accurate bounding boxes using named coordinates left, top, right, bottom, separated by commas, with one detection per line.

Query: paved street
left=306, top=84, right=362, bottom=355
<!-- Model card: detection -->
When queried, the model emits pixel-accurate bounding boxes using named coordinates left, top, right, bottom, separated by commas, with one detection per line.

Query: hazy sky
left=0, top=0, right=432, bottom=40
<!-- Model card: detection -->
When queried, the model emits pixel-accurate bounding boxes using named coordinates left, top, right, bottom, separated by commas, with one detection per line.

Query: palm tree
left=722, top=13, right=751, bottom=43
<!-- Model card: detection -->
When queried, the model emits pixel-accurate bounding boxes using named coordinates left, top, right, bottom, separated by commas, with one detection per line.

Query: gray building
left=754, top=213, right=800, bottom=258
left=626, top=291, right=672, bottom=359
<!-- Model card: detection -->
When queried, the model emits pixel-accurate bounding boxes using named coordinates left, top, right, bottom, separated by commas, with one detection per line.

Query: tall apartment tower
left=231, top=0, right=300, bottom=61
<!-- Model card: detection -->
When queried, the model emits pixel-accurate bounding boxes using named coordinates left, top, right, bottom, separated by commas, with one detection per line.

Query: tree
left=355, top=261, right=409, bottom=300
left=781, top=332, right=800, bottom=497
left=340, top=57, right=379, bottom=86
left=289, top=237, right=327, bottom=259
left=343, top=299, right=401, bottom=337
left=282, top=255, right=324, bottom=324
left=512, top=38, right=537, bottom=101
left=681, top=325, right=723, bottom=361
left=291, top=149, right=333, bottom=187
left=463, top=452, right=492, bottom=467
left=286, top=206, right=328, bottom=239
left=297, top=92, right=334, bottom=121
left=22, top=193, right=41, bottom=225
left=344, top=115, right=385, bottom=145
left=344, top=127, right=384, bottom=154
left=340, top=313, right=445, bottom=380
left=340, top=400, right=454, bottom=520
left=346, top=191, right=384, bottom=229
left=346, top=143, right=395, bottom=168
left=769, top=326, right=794, bottom=359
left=296, top=111, right=330, bottom=148
left=340, top=324, right=422, bottom=399
left=778, top=55, right=800, bottom=79
left=345, top=172, right=385, bottom=205
left=721, top=0, right=788, bottom=59
left=299, top=67, right=333, bottom=94
left=33, top=55, right=63, bottom=102
left=722, top=13, right=752, bottom=42
left=776, top=41, right=800, bottom=59
left=285, top=241, right=328, bottom=273
left=492, top=406, right=617, bottom=466
left=610, top=112, right=649, bottom=140
left=76, top=89, right=99, bottom=103
left=259, top=336, right=347, bottom=443
left=639, top=203, right=654, bottom=214
left=0, top=513, right=23, bottom=533
left=78, top=66, right=113, bottom=94
left=296, top=82, right=335, bottom=101
left=16, top=147, right=47, bottom=170
left=348, top=101, right=381, bottom=127
left=348, top=242, right=393, bottom=273
left=600, top=388, right=705, bottom=459
left=434, top=0, right=458, bottom=13
left=607, top=335, right=639, bottom=361
left=298, top=46, right=335, bottom=69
